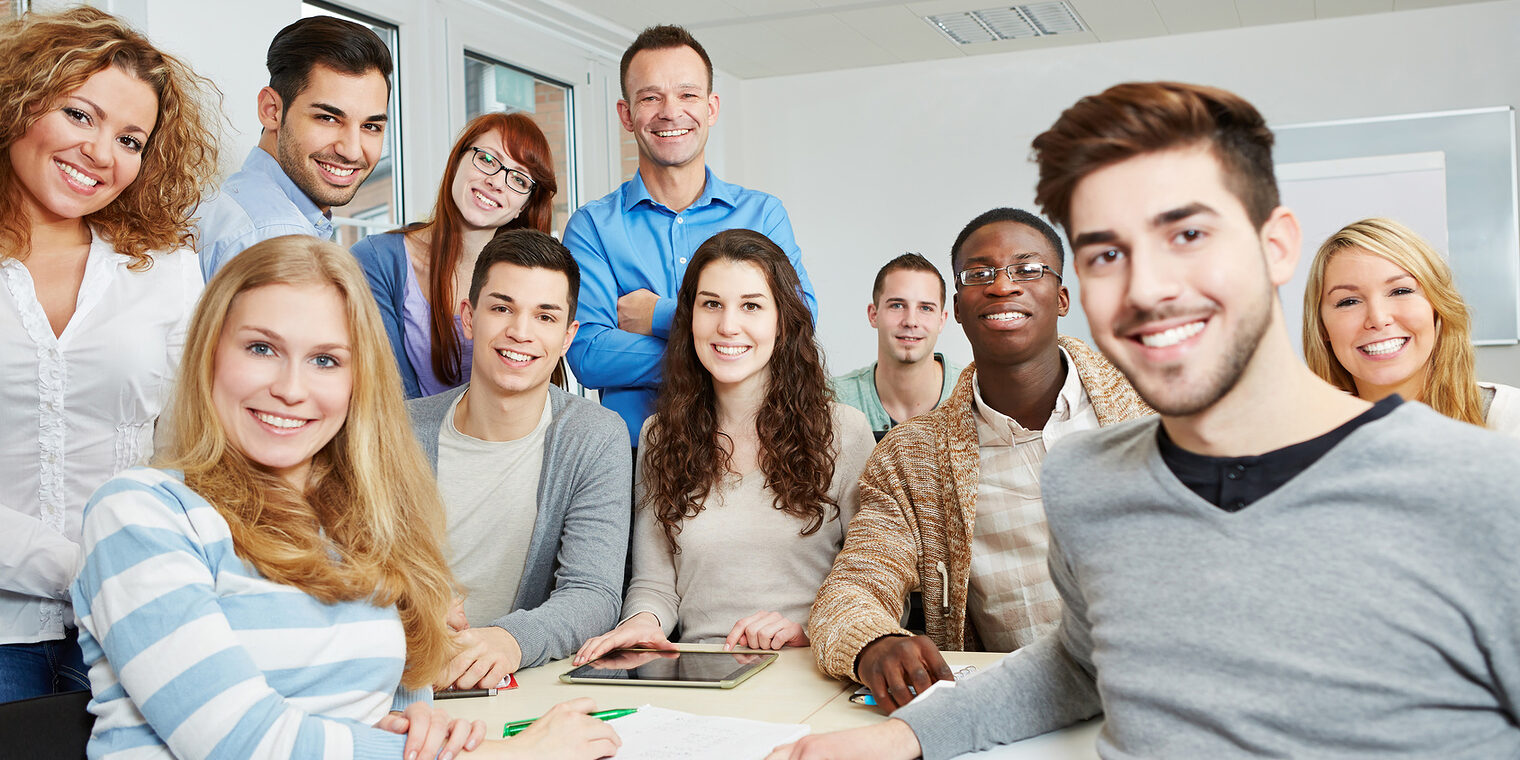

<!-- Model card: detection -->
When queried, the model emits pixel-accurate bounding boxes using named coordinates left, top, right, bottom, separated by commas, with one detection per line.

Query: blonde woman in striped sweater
left=72, top=237, right=617, bottom=760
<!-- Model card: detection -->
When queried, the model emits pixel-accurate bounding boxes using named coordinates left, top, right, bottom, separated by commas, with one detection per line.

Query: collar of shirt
left=622, top=166, right=737, bottom=214
left=971, top=346, right=1090, bottom=447
left=2, top=227, right=132, bottom=342
left=240, top=148, right=335, bottom=238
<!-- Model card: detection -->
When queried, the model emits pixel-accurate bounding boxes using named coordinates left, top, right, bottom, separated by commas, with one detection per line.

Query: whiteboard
left=1274, top=108, right=1520, bottom=345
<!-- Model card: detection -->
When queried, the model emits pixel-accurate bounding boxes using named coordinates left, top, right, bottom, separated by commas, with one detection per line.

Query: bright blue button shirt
left=564, top=168, right=817, bottom=444
left=195, top=148, right=335, bottom=280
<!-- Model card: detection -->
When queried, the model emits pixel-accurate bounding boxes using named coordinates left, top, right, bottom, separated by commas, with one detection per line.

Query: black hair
left=469, top=228, right=581, bottom=316
left=266, top=16, right=392, bottom=113
left=949, top=208, right=1065, bottom=273
left=619, top=25, right=713, bottom=101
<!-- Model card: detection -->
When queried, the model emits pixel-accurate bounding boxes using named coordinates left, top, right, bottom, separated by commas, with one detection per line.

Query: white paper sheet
left=607, top=705, right=810, bottom=760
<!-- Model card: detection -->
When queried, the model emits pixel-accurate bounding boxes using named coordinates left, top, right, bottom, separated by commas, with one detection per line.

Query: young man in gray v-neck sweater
left=407, top=230, right=631, bottom=691
left=771, top=83, right=1520, bottom=760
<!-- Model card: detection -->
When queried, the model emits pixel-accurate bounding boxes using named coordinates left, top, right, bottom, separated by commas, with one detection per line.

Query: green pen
left=502, top=707, right=638, bottom=737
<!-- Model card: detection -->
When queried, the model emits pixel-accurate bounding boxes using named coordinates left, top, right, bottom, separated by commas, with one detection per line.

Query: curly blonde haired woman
left=1303, top=217, right=1519, bottom=435
left=0, top=6, right=218, bottom=702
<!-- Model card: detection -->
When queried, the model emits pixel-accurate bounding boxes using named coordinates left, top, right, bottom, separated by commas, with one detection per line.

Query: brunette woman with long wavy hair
left=574, top=229, right=874, bottom=664
left=353, top=112, right=558, bottom=398
left=0, top=6, right=218, bottom=703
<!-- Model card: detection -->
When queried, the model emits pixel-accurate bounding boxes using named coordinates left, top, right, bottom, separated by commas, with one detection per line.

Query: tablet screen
left=562, top=649, right=777, bottom=687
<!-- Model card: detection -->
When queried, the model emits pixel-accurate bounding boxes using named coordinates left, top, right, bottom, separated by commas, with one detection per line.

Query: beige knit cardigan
left=808, top=335, right=1153, bottom=681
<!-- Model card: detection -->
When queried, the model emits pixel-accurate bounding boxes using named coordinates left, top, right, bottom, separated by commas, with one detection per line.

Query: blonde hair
left=158, top=236, right=455, bottom=688
left=0, top=6, right=220, bottom=268
left=1302, top=217, right=1484, bottom=426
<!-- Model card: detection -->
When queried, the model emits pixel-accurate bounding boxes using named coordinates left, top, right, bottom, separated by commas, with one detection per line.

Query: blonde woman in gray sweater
left=574, top=229, right=873, bottom=664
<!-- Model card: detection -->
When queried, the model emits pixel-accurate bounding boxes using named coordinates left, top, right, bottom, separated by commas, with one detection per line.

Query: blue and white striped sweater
left=72, top=468, right=428, bottom=759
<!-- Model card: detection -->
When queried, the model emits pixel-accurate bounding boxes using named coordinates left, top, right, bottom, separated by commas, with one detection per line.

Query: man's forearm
left=893, top=635, right=1101, bottom=760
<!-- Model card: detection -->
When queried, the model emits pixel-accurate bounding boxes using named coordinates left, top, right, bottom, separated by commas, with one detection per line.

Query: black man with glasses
left=809, top=208, right=1152, bottom=708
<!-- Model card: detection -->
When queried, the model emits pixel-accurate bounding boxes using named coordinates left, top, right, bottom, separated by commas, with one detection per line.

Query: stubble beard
left=1114, top=286, right=1273, bottom=418
left=276, top=127, right=367, bottom=210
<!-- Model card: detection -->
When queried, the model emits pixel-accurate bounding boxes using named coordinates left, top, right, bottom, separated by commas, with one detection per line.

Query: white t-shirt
left=438, top=392, right=552, bottom=626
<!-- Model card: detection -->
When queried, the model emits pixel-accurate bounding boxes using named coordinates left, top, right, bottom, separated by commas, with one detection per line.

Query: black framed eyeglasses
left=955, top=263, right=1062, bottom=287
left=469, top=147, right=534, bottom=195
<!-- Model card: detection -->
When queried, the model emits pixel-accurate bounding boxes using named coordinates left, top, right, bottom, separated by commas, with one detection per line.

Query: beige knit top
left=624, top=403, right=876, bottom=643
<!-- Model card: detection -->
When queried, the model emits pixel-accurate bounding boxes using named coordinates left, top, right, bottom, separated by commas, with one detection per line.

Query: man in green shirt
left=832, top=253, right=964, bottom=439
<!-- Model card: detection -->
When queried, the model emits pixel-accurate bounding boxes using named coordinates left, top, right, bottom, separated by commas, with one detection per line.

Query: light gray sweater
left=897, top=402, right=1520, bottom=759
left=408, top=385, right=631, bottom=668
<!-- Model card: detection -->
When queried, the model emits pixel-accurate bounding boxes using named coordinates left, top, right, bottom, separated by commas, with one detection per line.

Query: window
left=619, top=123, right=640, bottom=183
left=463, top=53, right=576, bottom=234
left=301, top=1, right=403, bottom=247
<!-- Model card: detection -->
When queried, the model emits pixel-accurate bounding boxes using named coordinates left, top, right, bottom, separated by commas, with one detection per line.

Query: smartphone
left=849, top=664, right=978, bottom=705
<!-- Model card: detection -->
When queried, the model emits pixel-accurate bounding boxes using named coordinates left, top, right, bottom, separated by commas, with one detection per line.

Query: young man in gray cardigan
left=408, top=229, right=630, bottom=690
left=771, top=83, right=1520, bottom=760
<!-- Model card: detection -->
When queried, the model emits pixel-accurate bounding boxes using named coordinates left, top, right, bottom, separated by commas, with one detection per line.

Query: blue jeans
left=0, top=627, right=89, bottom=704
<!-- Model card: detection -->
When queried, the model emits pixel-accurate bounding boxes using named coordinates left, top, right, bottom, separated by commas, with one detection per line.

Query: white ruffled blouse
left=0, top=231, right=201, bottom=644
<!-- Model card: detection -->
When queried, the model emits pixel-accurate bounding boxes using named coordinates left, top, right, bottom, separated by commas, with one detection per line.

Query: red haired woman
left=353, top=113, right=557, bottom=397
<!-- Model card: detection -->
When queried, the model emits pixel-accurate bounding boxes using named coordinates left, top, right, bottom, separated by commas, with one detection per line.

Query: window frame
left=438, top=0, right=619, bottom=222
left=461, top=50, right=579, bottom=231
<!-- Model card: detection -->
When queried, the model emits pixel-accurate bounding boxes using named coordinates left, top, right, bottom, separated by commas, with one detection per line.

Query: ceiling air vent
left=926, top=2, right=1086, bottom=45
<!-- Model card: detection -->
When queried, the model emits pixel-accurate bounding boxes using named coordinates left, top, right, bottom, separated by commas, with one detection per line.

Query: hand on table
left=617, top=289, right=659, bottom=335
left=765, top=719, right=922, bottom=760
left=447, top=698, right=622, bottom=759
left=495, top=698, right=622, bottom=760
left=436, top=626, right=522, bottom=690
left=855, top=635, right=953, bottom=713
left=573, top=612, right=677, bottom=665
left=376, top=702, right=486, bottom=760
left=724, top=610, right=809, bottom=651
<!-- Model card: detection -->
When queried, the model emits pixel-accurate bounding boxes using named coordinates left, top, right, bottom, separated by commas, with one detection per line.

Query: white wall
left=730, top=0, right=1520, bottom=385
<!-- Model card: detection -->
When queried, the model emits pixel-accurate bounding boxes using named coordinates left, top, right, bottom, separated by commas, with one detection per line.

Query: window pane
left=463, top=53, right=575, bottom=235
left=301, top=2, right=402, bottom=248
left=620, top=124, right=640, bottom=183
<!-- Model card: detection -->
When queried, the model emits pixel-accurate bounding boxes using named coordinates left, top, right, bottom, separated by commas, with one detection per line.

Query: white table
left=443, top=645, right=1099, bottom=759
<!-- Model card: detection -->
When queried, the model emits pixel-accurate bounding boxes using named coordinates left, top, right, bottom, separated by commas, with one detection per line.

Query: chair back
left=0, top=689, right=94, bottom=759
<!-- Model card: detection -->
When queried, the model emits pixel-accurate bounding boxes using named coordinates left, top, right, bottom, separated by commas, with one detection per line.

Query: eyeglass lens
left=962, top=264, right=1047, bottom=284
left=471, top=148, right=534, bottom=194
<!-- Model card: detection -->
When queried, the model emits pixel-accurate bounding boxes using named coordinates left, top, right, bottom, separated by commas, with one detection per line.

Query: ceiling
left=554, top=0, right=1491, bottom=78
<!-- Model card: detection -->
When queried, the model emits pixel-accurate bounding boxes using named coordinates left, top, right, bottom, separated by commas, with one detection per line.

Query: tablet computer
left=559, top=648, right=778, bottom=689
